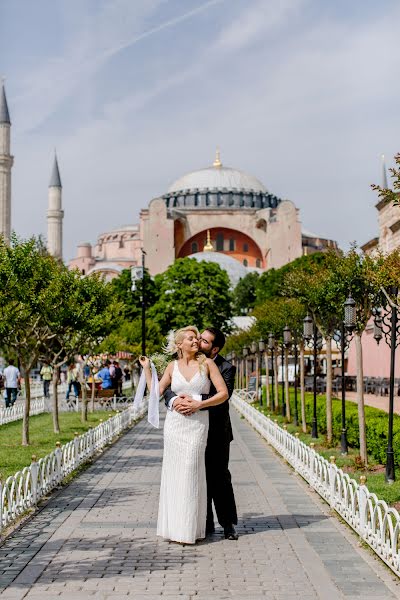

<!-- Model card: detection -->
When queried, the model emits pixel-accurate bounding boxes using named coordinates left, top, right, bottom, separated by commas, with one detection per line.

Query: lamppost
left=250, top=340, right=258, bottom=400
left=372, top=287, right=400, bottom=483
left=258, top=338, right=266, bottom=407
left=230, top=351, right=237, bottom=388
left=130, top=249, right=147, bottom=355
left=333, top=294, right=356, bottom=455
left=283, top=326, right=299, bottom=426
left=268, top=333, right=276, bottom=411
left=280, top=340, right=285, bottom=417
left=283, top=325, right=292, bottom=420
left=243, top=346, right=249, bottom=392
left=303, top=314, right=319, bottom=438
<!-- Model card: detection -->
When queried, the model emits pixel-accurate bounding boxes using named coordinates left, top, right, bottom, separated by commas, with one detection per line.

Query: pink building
left=347, top=318, right=400, bottom=378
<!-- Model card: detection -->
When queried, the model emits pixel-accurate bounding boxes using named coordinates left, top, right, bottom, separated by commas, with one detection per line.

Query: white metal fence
left=0, top=398, right=45, bottom=426
left=0, top=399, right=147, bottom=532
left=232, top=391, right=400, bottom=577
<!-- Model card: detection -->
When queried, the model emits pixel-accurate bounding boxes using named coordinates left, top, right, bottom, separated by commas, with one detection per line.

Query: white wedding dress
left=157, top=360, right=210, bottom=544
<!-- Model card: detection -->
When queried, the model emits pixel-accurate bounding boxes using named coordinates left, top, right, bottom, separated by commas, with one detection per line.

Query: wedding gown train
left=157, top=361, right=210, bottom=544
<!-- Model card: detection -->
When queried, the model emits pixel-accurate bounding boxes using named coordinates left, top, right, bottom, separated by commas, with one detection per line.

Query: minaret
left=47, top=152, right=64, bottom=259
left=0, top=80, right=14, bottom=242
left=381, top=154, right=389, bottom=189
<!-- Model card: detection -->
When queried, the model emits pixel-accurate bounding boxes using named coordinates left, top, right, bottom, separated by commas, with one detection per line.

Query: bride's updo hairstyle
left=164, top=326, right=207, bottom=370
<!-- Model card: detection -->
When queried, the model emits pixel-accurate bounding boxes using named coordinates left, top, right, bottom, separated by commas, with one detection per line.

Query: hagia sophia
left=68, top=148, right=338, bottom=285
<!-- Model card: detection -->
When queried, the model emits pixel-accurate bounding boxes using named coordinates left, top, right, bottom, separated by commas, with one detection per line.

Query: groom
left=164, top=327, right=238, bottom=540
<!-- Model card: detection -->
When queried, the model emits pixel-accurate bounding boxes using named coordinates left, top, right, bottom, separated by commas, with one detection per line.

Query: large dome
left=163, top=151, right=281, bottom=211
left=168, top=165, right=266, bottom=194
left=188, top=251, right=261, bottom=287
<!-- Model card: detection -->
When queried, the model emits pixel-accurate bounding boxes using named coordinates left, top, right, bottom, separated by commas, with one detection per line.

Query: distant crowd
left=0, top=358, right=132, bottom=407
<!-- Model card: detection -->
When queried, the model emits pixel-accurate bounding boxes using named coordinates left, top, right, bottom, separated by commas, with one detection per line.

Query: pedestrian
left=66, top=363, right=80, bottom=400
left=96, top=361, right=113, bottom=390
left=123, top=365, right=130, bottom=381
left=114, top=360, right=123, bottom=396
left=40, top=361, right=53, bottom=398
left=3, top=359, right=21, bottom=409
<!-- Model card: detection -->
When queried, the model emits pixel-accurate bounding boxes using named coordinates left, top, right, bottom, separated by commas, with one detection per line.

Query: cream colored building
left=70, top=151, right=337, bottom=282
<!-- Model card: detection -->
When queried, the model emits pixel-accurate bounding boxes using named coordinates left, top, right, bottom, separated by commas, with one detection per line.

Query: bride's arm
left=138, top=358, right=172, bottom=395
left=200, top=358, right=228, bottom=408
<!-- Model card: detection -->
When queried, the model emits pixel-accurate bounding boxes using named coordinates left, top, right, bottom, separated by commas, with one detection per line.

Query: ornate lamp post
left=372, top=287, right=399, bottom=483
left=283, top=325, right=292, bottom=420
left=258, top=338, right=266, bottom=407
left=131, top=249, right=147, bottom=355
left=333, top=293, right=356, bottom=454
left=268, top=333, right=276, bottom=411
left=303, top=314, right=319, bottom=438
left=250, top=341, right=258, bottom=400
left=284, top=326, right=299, bottom=426
left=231, top=351, right=237, bottom=388
left=243, top=346, right=249, bottom=392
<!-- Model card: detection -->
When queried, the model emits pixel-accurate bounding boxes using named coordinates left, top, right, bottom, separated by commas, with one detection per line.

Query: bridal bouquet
left=149, top=352, right=171, bottom=378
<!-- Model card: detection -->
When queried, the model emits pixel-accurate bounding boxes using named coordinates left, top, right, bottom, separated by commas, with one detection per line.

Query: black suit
left=164, top=355, right=237, bottom=528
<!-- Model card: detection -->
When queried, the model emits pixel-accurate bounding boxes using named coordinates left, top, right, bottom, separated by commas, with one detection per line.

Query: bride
left=139, top=325, right=228, bottom=544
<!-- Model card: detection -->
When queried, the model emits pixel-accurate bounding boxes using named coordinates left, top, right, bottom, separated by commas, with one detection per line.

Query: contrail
left=100, top=0, right=225, bottom=62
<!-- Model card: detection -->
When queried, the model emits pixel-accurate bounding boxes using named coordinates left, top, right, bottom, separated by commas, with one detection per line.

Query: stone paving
left=0, top=407, right=398, bottom=599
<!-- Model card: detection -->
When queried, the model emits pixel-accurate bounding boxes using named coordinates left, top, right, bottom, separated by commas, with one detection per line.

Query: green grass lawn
left=0, top=411, right=117, bottom=480
left=253, top=389, right=400, bottom=507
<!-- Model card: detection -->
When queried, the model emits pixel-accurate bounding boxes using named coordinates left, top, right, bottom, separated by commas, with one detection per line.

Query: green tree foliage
left=255, top=252, right=326, bottom=305
left=110, top=268, right=157, bottom=320
left=371, top=152, right=400, bottom=206
left=148, top=258, right=233, bottom=335
left=232, top=272, right=259, bottom=314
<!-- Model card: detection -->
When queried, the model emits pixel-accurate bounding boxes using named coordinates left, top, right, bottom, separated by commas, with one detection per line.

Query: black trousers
left=205, top=434, right=237, bottom=528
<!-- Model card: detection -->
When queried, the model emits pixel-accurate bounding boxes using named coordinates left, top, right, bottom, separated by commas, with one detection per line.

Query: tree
left=110, top=268, right=157, bottom=320
left=232, top=272, right=259, bottom=314
left=371, top=152, right=400, bottom=206
left=0, top=236, right=62, bottom=445
left=148, top=258, right=233, bottom=335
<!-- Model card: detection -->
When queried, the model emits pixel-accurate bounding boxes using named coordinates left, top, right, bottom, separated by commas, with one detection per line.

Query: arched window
left=243, top=243, right=249, bottom=252
left=256, top=258, right=261, bottom=268
left=229, top=239, right=235, bottom=251
left=216, top=233, right=224, bottom=251
left=243, top=259, right=248, bottom=267
left=191, top=241, right=198, bottom=253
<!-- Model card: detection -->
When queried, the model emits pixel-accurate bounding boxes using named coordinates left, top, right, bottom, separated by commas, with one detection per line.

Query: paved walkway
left=344, top=391, right=400, bottom=414
left=0, top=408, right=398, bottom=600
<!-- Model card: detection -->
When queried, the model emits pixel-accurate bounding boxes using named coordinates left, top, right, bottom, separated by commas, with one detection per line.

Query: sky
left=1, top=0, right=399, bottom=261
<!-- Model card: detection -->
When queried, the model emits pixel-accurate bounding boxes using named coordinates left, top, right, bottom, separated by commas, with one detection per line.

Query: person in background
left=4, top=359, right=21, bottom=408
left=113, top=360, right=123, bottom=397
left=123, top=365, right=130, bottom=381
left=40, top=362, right=53, bottom=399
left=97, top=361, right=113, bottom=390
left=66, top=363, right=80, bottom=400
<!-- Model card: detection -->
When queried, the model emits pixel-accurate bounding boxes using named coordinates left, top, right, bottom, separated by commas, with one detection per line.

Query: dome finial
left=213, top=147, right=222, bottom=168
left=203, top=230, right=214, bottom=252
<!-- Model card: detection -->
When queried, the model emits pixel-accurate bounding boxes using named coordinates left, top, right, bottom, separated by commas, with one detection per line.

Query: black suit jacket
left=163, top=355, right=236, bottom=443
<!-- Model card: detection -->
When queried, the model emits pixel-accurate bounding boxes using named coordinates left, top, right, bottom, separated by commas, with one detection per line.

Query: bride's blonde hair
left=164, top=326, right=207, bottom=370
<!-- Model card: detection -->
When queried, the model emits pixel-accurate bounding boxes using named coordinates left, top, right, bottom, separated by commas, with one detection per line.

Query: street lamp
left=303, top=314, right=319, bottom=438
left=258, top=338, right=266, bottom=407
left=283, top=326, right=299, bottom=426
left=282, top=326, right=292, bottom=419
left=131, top=250, right=146, bottom=355
left=372, top=287, right=400, bottom=483
left=268, top=333, right=276, bottom=411
left=333, top=296, right=356, bottom=455
left=243, top=346, right=249, bottom=392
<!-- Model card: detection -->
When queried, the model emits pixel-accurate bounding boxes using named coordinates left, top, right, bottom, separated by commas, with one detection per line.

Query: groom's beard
left=201, top=347, right=212, bottom=358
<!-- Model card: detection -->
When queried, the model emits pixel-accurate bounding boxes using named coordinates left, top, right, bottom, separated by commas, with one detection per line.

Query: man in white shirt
left=3, top=359, right=20, bottom=408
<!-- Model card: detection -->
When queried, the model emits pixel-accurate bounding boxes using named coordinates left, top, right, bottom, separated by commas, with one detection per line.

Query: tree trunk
left=355, top=333, right=368, bottom=466
left=90, top=367, right=96, bottom=413
left=81, top=371, right=88, bottom=423
left=273, top=351, right=279, bottom=411
left=300, top=343, right=307, bottom=433
left=264, top=351, right=270, bottom=409
left=22, top=370, right=31, bottom=446
left=284, top=348, right=291, bottom=421
left=52, top=367, right=60, bottom=434
left=326, top=336, right=333, bottom=445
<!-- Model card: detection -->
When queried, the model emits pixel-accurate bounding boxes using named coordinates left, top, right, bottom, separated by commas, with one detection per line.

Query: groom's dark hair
left=205, top=327, right=225, bottom=352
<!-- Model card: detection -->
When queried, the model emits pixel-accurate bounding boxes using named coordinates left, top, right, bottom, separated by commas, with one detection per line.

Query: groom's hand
left=174, top=395, right=202, bottom=415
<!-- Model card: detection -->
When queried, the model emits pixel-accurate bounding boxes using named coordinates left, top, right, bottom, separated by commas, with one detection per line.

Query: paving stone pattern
left=0, top=408, right=398, bottom=599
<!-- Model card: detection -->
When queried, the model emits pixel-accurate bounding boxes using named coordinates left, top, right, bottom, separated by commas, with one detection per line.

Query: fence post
left=74, top=432, right=80, bottom=468
left=329, top=456, right=336, bottom=507
left=358, top=475, right=368, bottom=538
left=30, top=455, right=38, bottom=505
left=55, top=442, right=62, bottom=485
left=113, top=395, right=117, bottom=411
left=295, top=432, right=300, bottom=469
left=309, top=443, right=315, bottom=485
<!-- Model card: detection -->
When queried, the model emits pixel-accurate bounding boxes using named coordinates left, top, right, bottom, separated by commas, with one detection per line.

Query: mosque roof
left=168, top=150, right=266, bottom=194
left=0, top=82, right=11, bottom=124
left=188, top=251, right=262, bottom=287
